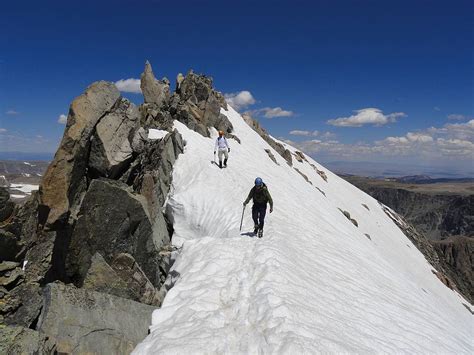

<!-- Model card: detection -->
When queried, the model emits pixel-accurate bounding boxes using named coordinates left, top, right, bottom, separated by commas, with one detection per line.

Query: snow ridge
left=133, top=107, right=472, bottom=354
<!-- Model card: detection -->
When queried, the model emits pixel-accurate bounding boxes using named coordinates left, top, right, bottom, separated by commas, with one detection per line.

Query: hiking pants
left=217, top=148, right=228, bottom=161
left=252, top=203, right=267, bottom=229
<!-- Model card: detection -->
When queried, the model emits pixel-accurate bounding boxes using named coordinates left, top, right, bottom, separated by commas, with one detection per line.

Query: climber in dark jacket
left=243, top=177, right=273, bottom=235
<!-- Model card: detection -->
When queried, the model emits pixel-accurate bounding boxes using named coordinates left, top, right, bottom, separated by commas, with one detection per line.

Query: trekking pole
left=239, top=204, right=246, bottom=231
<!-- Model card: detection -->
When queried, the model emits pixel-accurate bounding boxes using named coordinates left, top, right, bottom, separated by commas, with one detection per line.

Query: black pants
left=252, top=203, right=267, bottom=230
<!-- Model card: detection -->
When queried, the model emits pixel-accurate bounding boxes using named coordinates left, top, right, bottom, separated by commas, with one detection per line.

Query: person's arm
left=214, top=138, right=218, bottom=152
left=265, top=188, right=273, bottom=211
left=225, top=138, right=230, bottom=152
left=244, top=187, right=254, bottom=205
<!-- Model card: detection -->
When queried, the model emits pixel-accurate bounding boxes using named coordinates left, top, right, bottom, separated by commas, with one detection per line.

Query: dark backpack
left=252, top=183, right=268, bottom=203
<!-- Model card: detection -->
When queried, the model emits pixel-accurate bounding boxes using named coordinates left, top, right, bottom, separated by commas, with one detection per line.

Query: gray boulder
left=40, top=81, right=121, bottom=226
left=89, top=98, right=140, bottom=178
left=66, top=178, right=167, bottom=287
left=37, top=282, right=155, bottom=355
left=140, top=61, right=170, bottom=108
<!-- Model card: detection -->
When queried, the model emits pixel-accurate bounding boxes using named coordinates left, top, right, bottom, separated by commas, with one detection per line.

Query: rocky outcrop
left=170, top=70, right=232, bottom=137
left=37, top=282, right=155, bottom=354
left=141, top=61, right=170, bottom=108
left=40, top=81, right=121, bottom=227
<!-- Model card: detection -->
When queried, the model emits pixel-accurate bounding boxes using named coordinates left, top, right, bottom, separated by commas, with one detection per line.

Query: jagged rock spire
left=140, top=61, right=170, bottom=107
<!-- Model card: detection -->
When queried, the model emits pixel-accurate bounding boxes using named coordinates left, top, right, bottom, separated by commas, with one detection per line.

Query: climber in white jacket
left=214, top=130, right=230, bottom=169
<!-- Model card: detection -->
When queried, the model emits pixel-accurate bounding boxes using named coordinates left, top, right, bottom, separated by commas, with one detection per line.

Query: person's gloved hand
left=243, top=202, right=247, bottom=206
left=214, top=151, right=216, bottom=154
left=270, top=207, right=273, bottom=213
left=228, top=148, right=230, bottom=153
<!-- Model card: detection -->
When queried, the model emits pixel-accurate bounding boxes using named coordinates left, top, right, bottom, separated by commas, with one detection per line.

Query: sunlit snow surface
left=134, top=107, right=472, bottom=354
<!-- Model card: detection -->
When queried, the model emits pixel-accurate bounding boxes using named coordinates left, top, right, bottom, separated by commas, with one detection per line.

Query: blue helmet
left=255, top=177, right=263, bottom=186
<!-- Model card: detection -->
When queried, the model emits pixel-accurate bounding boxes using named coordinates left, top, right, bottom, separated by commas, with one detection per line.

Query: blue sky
left=1, top=0, right=473, bottom=175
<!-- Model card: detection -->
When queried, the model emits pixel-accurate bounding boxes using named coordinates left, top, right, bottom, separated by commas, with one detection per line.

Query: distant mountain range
left=322, top=160, right=473, bottom=179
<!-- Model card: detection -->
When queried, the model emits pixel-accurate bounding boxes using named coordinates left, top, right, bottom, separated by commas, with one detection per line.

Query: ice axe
left=239, top=204, right=246, bottom=231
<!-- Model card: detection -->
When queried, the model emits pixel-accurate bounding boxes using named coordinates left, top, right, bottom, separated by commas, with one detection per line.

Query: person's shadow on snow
left=240, top=232, right=256, bottom=238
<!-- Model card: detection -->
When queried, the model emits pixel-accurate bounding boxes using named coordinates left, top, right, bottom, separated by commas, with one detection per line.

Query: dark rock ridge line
left=0, top=61, right=233, bottom=353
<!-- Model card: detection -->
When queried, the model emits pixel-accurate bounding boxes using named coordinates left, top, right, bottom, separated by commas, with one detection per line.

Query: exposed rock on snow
left=242, top=113, right=293, bottom=166
left=264, top=149, right=279, bottom=165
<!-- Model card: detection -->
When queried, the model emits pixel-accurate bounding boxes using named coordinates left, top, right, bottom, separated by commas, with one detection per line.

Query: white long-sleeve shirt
left=215, top=137, right=229, bottom=151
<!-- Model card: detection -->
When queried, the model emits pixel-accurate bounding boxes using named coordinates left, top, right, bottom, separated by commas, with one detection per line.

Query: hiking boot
left=253, top=225, right=259, bottom=234
left=224, top=158, right=228, bottom=167
left=219, top=161, right=222, bottom=169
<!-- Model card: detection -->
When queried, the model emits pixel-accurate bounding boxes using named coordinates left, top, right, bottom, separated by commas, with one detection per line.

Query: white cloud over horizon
left=287, top=119, right=474, bottom=170
left=58, top=114, right=67, bottom=124
left=6, top=110, right=19, bottom=115
left=115, top=78, right=142, bottom=93
left=0, top=128, right=7, bottom=133
left=224, top=91, right=256, bottom=111
left=327, top=108, right=406, bottom=127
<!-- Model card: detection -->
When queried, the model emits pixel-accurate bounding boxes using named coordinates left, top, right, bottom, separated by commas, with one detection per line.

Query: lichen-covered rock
left=0, top=326, right=56, bottom=354
left=40, top=81, right=121, bottom=226
left=37, top=282, right=155, bottom=354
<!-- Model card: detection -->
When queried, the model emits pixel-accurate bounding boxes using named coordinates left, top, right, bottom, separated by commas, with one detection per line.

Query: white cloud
left=406, top=132, right=433, bottom=143
left=249, top=107, right=294, bottom=119
left=289, top=119, right=474, bottom=168
left=224, top=91, right=256, bottom=111
left=327, top=108, right=406, bottom=127
left=434, top=106, right=441, bottom=111
left=58, top=114, right=67, bottom=124
left=260, top=107, right=294, bottom=118
left=115, top=78, right=142, bottom=93
left=0, top=128, right=7, bottom=133
left=447, top=114, right=471, bottom=121
left=289, top=130, right=319, bottom=136
left=6, top=110, right=19, bottom=115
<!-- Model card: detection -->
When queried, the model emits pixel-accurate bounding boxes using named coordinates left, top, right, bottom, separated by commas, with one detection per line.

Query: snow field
left=133, top=107, right=473, bottom=354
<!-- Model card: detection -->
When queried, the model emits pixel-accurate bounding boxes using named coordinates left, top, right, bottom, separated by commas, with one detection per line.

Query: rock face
left=40, top=81, right=121, bottom=226
left=0, top=187, right=14, bottom=223
left=89, top=98, right=141, bottom=178
left=37, top=283, right=155, bottom=354
left=66, top=178, right=165, bottom=287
